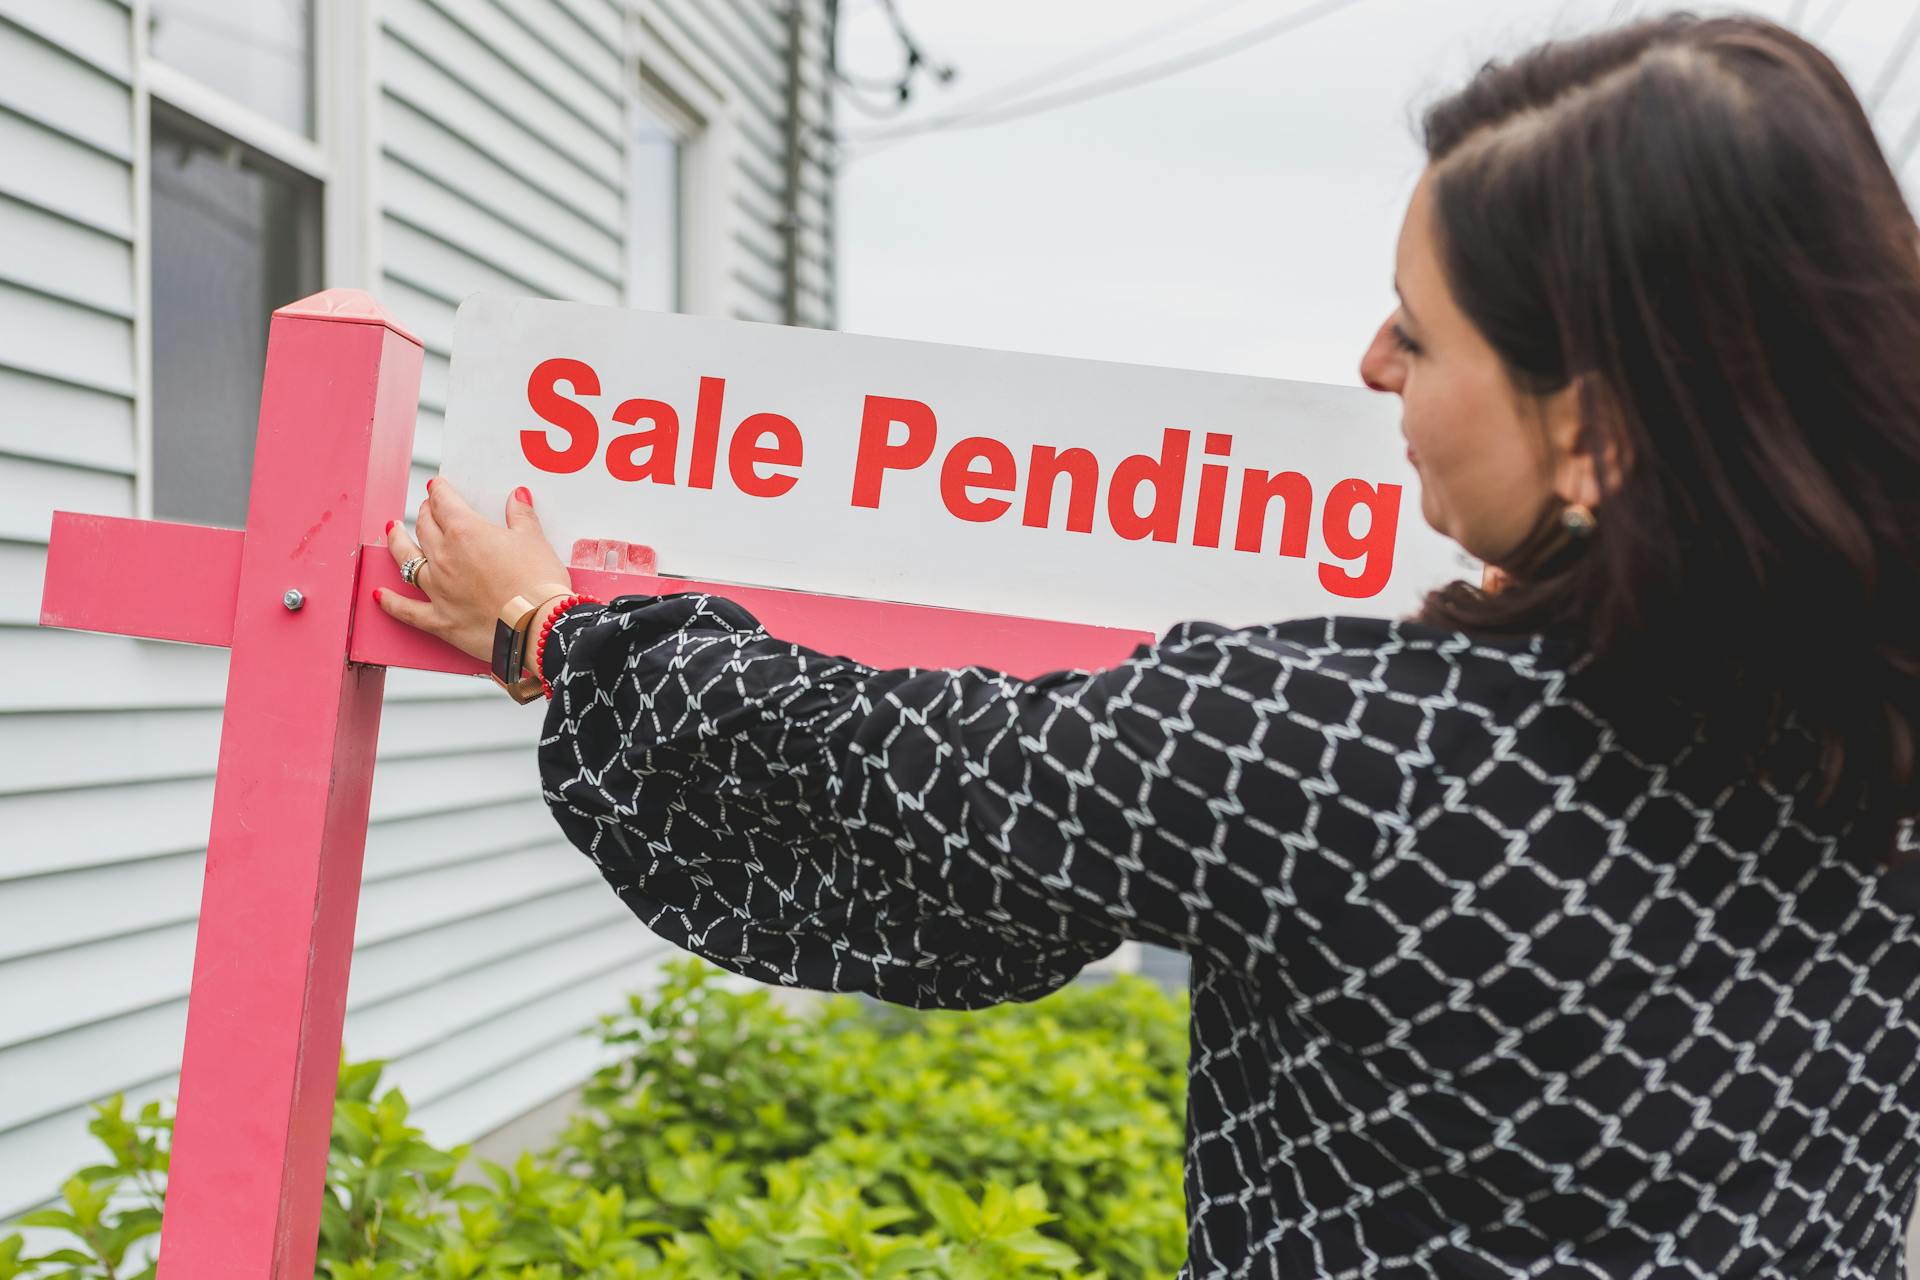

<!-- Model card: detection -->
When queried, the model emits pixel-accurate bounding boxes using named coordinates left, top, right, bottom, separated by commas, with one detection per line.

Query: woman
left=379, top=12, right=1920, bottom=1277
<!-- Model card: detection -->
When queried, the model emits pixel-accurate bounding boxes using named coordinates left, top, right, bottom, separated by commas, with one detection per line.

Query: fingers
left=425, top=476, right=478, bottom=524
left=375, top=584, right=441, bottom=636
left=389, top=512, right=439, bottom=600
left=504, top=485, right=542, bottom=534
left=383, top=517, right=439, bottom=602
left=416, top=496, right=444, bottom=558
left=377, top=516, right=443, bottom=635
left=385, top=518, right=421, bottom=568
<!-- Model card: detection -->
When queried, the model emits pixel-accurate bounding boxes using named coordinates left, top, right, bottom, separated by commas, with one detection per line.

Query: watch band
left=491, top=582, right=573, bottom=703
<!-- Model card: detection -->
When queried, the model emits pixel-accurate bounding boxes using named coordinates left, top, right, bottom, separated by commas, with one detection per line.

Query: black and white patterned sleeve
left=536, top=591, right=1322, bottom=1010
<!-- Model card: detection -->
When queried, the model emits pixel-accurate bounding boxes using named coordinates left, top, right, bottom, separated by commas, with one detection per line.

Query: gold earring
left=1561, top=502, right=1597, bottom=538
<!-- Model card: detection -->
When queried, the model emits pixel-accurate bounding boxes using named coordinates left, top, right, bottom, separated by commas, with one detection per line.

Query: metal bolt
left=283, top=589, right=305, bottom=611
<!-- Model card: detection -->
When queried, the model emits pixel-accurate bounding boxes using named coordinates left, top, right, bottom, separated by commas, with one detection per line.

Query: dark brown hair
left=1413, top=13, right=1920, bottom=856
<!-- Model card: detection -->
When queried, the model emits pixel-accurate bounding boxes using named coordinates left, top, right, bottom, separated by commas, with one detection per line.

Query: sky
left=834, top=0, right=1919, bottom=389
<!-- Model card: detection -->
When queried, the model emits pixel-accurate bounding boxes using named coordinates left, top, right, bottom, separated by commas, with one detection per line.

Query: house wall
left=0, top=0, right=838, bottom=1223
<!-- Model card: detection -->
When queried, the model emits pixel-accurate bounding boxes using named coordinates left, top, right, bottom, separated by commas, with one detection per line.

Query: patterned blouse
left=537, top=592, right=1920, bottom=1278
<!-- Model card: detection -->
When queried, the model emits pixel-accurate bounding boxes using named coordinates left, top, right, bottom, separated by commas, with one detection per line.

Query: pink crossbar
left=42, top=513, right=1155, bottom=679
left=40, top=513, right=245, bottom=648
left=351, top=545, right=1156, bottom=679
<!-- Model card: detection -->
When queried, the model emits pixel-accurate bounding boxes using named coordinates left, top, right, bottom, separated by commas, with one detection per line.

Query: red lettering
left=1234, top=469, right=1312, bottom=557
left=1320, top=479, right=1401, bottom=598
left=1108, top=428, right=1190, bottom=542
left=605, top=398, right=679, bottom=483
left=729, top=413, right=804, bottom=498
left=522, top=358, right=599, bottom=473
left=852, top=396, right=938, bottom=508
left=1023, top=446, right=1099, bottom=533
left=940, top=436, right=1017, bottom=522
left=1193, top=433, right=1233, bottom=548
left=689, top=376, right=726, bottom=489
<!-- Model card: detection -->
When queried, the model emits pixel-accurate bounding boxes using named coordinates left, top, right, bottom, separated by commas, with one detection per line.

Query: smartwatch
left=491, top=583, right=572, bottom=703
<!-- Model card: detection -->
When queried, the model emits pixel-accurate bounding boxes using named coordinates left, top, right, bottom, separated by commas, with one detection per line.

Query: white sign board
left=441, top=295, right=1468, bottom=637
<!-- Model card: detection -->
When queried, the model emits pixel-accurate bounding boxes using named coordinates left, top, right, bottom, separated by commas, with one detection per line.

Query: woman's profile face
left=1358, top=169, right=1590, bottom=567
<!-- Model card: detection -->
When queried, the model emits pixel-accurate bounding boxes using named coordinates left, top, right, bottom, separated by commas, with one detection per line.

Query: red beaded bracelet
left=534, top=594, right=603, bottom=699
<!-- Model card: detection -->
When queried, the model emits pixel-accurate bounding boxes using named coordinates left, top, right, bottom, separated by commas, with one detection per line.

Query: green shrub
left=1, top=957, right=1189, bottom=1279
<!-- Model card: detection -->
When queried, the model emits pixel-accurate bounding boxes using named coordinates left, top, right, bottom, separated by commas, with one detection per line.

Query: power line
left=833, top=0, right=917, bottom=93
left=848, top=0, right=1366, bottom=147
left=1895, top=113, right=1919, bottom=172
left=836, top=81, right=927, bottom=118
left=1894, top=98, right=1920, bottom=170
left=915, top=0, right=1277, bottom=123
left=833, top=0, right=1269, bottom=129
left=1868, top=3, right=1920, bottom=111
left=830, top=0, right=954, bottom=118
left=844, top=0, right=1370, bottom=152
left=1810, top=0, right=1856, bottom=40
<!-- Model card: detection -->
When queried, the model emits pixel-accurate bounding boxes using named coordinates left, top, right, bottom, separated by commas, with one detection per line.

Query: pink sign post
left=36, top=290, right=1151, bottom=1279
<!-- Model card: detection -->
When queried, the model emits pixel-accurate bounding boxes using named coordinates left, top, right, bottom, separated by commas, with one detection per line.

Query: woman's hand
left=376, top=479, right=571, bottom=663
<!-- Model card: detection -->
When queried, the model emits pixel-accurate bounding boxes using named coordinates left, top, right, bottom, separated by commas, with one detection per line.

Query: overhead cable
left=921, top=0, right=1278, bottom=121
left=1867, top=3, right=1920, bottom=111
left=845, top=0, right=1369, bottom=151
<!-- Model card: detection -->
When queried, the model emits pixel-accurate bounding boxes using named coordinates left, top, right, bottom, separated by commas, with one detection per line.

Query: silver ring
left=399, top=555, right=428, bottom=587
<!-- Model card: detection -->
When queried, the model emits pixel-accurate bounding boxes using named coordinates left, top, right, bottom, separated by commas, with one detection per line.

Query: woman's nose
left=1359, top=321, right=1400, bottom=394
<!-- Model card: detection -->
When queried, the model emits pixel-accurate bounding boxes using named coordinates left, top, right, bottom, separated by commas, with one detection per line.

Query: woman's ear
left=1546, top=374, right=1626, bottom=509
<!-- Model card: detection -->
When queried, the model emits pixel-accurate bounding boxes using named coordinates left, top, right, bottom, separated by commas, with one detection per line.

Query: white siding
left=366, top=0, right=664, bottom=1170
left=644, top=0, right=836, bottom=325
left=0, top=0, right=838, bottom=1228
left=0, top=0, right=148, bottom=1224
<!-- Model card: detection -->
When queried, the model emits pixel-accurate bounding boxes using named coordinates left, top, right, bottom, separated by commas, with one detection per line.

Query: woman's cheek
left=1401, top=420, right=1450, bottom=536
left=1415, top=464, right=1452, bottom=538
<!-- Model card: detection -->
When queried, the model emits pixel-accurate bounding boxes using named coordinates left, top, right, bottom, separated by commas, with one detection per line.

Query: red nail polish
left=373, top=588, right=383, bottom=604
left=513, top=486, right=532, bottom=505
left=426, top=478, right=436, bottom=492
left=384, top=519, right=396, bottom=536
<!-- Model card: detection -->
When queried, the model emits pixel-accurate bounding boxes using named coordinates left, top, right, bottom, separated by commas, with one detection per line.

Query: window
left=147, top=0, right=315, bottom=137
left=142, top=0, right=332, bottom=527
left=625, top=25, right=738, bottom=319
left=149, top=110, right=321, bottom=527
left=628, top=95, right=685, bottom=313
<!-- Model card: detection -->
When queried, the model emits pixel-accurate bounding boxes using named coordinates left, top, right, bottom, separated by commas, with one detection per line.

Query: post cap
left=274, top=289, right=423, bottom=348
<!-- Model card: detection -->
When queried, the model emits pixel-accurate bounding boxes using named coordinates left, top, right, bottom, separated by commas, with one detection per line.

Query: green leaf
left=337, top=1057, right=389, bottom=1104
left=31, top=1250, right=95, bottom=1266
left=910, top=1176, right=980, bottom=1239
left=15, top=964, right=1190, bottom=1279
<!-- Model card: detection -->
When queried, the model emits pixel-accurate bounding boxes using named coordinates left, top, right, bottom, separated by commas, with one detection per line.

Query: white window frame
left=128, top=0, right=377, bottom=520
left=625, top=80, right=694, bottom=315
left=626, top=6, right=739, bottom=318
